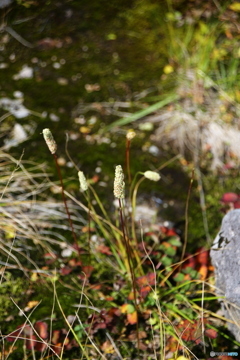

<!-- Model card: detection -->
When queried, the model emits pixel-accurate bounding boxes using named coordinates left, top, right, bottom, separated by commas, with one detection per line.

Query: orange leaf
left=136, top=272, right=155, bottom=287
left=198, top=264, right=208, bottom=280
left=127, top=311, right=138, bottom=325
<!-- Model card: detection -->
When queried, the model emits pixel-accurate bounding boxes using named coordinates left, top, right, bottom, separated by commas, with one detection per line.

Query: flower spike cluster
left=42, top=128, right=57, bottom=154
left=78, top=171, right=88, bottom=192
left=114, top=165, right=125, bottom=199
left=143, top=171, right=161, bottom=182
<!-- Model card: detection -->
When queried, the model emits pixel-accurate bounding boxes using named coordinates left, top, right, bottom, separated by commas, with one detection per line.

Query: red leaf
left=60, top=266, right=72, bottom=275
left=96, top=244, right=112, bottom=255
left=234, top=200, right=240, bottom=208
left=221, top=192, right=239, bottom=203
left=26, top=334, right=37, bottom=350
left=35, top=321, right=48, bottom=339
left=136, top=272, right=156, bottom=287
left=160, top=226, right=178, bottom=237
left=196, top=248, right=209, bottom=265
left=34, top=341, right=47, bottom=352
left=6, top=327, right=22, bottom=342
left=44, top=252, right=57, bottom=264
left=139, top=285, right=151, bottom=298
left=81, top=265, right=94, bottom=278
left=90, top=283, right=101, bottom=290
left=68, top=258, right=82, bottom=267
left=52, top=330, right=61, bottom=345
left=52, top=343, right=63, bottom=355
left=205, top=328, right=218, bottom=339
left=182, top=255, right=196, bottom=269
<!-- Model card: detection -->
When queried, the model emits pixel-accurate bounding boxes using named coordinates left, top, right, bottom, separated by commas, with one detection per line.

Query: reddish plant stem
left=181, top=168, right=195, bottom=262
left=125, top=139, right=131, bottom=185
left=53, top=153, right=80, bottom=254
left=118, top=198, right=140, bottom=351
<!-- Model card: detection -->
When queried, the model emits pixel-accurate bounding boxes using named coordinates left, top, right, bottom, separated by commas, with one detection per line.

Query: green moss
left=0, top=272, right=28, bottom=321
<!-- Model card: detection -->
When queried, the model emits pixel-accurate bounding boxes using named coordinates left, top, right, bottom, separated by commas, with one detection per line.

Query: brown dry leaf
left=85, top=83, right=101, bottom=92
left=101, top=340, right=115, bottom=354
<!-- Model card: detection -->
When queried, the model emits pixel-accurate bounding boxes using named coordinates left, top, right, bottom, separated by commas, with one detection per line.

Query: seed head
left=43, top=128, right=57, bottom=154
left=126, top=130, right=136, bottom=141
left=78, top=171, right=88, bottom=192
left=143, top=171, right=161, bottom=182
left=114, top=165, right=125, bottom=199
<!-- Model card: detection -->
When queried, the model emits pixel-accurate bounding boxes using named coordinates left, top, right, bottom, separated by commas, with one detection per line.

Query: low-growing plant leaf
left=174, top=272, right=185, bottom=283
left=161, top=256, right=172, bottom=266
left=168, top=237, right=182, bottom=247
left=127, top=311, right=138, bottom=325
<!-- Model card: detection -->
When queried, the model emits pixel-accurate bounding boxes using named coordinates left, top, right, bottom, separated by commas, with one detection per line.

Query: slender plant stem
left=125, top=139, right=131, bottom=185
left=53, top=154, right=79, bottom=254
left=181, top=168, right=195, bottom=262
left=131, top=176, right=145, bottom=243
left=118, top=198, right=140, bottom=352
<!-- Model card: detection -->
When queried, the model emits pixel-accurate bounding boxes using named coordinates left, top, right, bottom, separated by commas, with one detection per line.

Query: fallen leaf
left=24, top=300, right=39, bottom=311
left=35, top=321, right=48, bottom=339
left=101, top=340, right=115, bottom=354
left=127, top=311, right=138, bottom=325
left=96, top=244, right=112, bottom=255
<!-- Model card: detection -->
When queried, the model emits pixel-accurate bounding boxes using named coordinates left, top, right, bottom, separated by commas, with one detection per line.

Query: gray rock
left=0, top=0, right=12, bottom=8
left=210, top=209, right=240, bottom=341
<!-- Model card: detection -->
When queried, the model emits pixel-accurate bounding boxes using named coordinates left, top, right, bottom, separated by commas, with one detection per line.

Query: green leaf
left=101, top=94, right=179, bottom=132
left=161, top=256, right=172, bottom=267
left=174, top=272, right=185, bottom=283
left=164, top=246, right=176, bottom=256
left=168, top=237, right=181, bottom=247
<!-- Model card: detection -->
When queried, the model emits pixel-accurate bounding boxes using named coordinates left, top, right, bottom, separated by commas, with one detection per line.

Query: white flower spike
left=114, top=165, right=125, bottom=199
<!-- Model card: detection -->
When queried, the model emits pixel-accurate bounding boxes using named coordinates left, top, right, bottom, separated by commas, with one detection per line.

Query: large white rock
left=210, top=209, right=240, bottom=341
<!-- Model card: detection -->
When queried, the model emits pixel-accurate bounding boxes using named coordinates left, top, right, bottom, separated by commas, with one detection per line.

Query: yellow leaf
left=28, top=300, right=39, bottom=308
left=24, top=300, right=39, bottom=311
left=4, top=225, right=15, bottom=239
left=120, top=304, right=129, bottom=314
left=229, top=2, right=240, bottom=11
